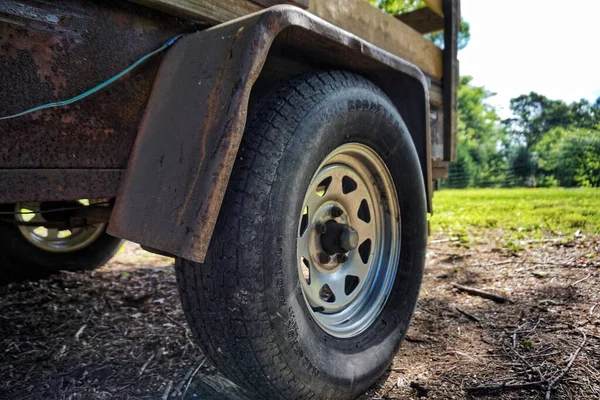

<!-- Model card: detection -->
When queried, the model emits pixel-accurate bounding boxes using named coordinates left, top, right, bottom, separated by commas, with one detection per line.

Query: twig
left=571, top=273, right=592, bottom=287
left=161, top=308, right=188, bottom=333
left=181, top=357, right=206, bottom=399
left=522, top=238, right=565, bottom=244
left=456, top=307, right=480, bottom=323
left=452, top=283, right=512, bottom=304
left=74, top=324, right=87, bottom=341
left=173, top=367, right=195, bottom=397
left=139, top=353, right=155, bottom=377
left=162, top=380, right=173, bottom=400
left=430, top=238, right=460, bottom=244
left=465, top=380, right=546, bottom=395
left=162, top=308, right=196, bottom=348
left=505, top=345, right=545, bottom=382
left=475, top=260, right=518, bottom=267
left=545, top=329, right=587, bottom=400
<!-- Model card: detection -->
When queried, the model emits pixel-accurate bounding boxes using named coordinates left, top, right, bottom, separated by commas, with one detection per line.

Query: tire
left=0, top=203, right=122, bottom=280
left=176, top=71, right=427, bottom=399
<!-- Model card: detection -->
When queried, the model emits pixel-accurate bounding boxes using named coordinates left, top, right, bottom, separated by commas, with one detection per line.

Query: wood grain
left=443, top=0, right=459, bottom=161
left=308, top=0, right=443, bottom=79
left=423, top=0, right=443, bottom=16
left=129, top=0, right=261, bottom=22
left=249, top=0, right=308, bottom=8
left=396, top=6, right=444, bottom=34
left=130, top=0, right=443, bottom=79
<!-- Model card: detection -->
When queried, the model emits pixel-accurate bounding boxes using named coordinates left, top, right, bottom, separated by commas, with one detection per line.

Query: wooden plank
left=128, top=0, right=261, bottom=22
left=396, top=6, right=444, bottom=34
left=423, top=0, right=443, bottom=17
left=443, top=0, right=459, bottom=161
left=308, top=0, right=443, bottom=79
left=249, top=0, right=308, bottom=8
left=129, top=0, right=443, bottom=79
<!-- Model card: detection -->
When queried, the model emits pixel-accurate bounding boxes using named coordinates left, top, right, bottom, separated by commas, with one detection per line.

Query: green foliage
left=445, top=85, right=600, bottom=189
left=366, top=1, right=599, bottom=190
left=431, top=188, right=600, bottom=239
left=509, top=146, right=536, bottom=186
left=506, top=93, right=572, bottom=149
left=368, top=0, right=424, bottom=15
left=536, top=128, right=600, bottom=187
left=427, top=20, right=471, bottom=50
left=446, top=141, right=475, bottom=188
left=504, top=93, right=600, bottom=150
left=367, top=0, right=471, bottom=50
left=443, top=76, right=507, bottom=188
left=502, top=94, right=600, bottom=188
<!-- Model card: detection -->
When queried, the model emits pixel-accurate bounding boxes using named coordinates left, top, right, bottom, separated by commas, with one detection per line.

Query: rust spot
left=0, top=0, right=197, bottom=171
left=176, top=45, right=232, bottom=225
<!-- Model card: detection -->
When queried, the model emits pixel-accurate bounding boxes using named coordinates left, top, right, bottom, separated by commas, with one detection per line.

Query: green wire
left=0, top=35, right=182, bottom=121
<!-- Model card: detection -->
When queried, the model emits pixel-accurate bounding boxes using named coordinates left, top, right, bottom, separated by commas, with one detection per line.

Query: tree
left=452, top=76, right=507, bottom=187
left=505, top=93, right=573, bottom=150
left=570, top=98, right=600, bottom=130
left=446, top=141, right=475, bottom=188
left=536, top=128, right=600, bottom=187
left=505, top=93, right=600, bottom=150
left=509, top=146, right=537, bottom=187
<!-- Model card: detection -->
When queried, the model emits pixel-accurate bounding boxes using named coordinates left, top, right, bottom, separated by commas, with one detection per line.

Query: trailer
left=0, top=0, right=459, bottom=397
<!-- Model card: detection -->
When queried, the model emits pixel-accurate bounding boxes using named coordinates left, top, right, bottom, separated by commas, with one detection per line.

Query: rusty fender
left=108, top=5, right=432, bottom=263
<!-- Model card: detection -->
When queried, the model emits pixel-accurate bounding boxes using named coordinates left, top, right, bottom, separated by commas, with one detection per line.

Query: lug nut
left=337, top=254, right=348, bottom=263
left=331, top=206, right=343, bottom=218
left=316, top=223, right=327, bottom=234
left=319, top=252, right=331, bottom=264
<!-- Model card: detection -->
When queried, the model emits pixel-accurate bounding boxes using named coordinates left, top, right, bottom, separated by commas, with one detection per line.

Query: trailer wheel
left=0, top=201, right=122, bottom=279
left=176, top=71, right=426, bottom=399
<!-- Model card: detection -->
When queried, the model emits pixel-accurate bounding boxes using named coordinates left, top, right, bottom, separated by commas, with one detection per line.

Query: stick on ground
left=456, top=307, right=480, bottom=323
left=545, top=329, right=587, bottom=400
left=465, top=381, right=546, bottom=395
left=181, top=357, right=206, bottom=400
left=452, top=283, right=512, bottom=304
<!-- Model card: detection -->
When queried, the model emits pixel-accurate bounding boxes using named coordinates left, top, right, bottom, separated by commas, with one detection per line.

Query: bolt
left=337, top=254, right=348, bottom=263
left=331, top=206, right=343, bottom=218
left=319, top=252, right=331, bottom=264
left=316, top=222, right=327, bottom=234
left=340, top=226, right=359, bottom=252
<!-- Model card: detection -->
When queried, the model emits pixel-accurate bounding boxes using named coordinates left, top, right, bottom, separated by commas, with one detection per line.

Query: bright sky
left=459, top=0, right=600, bottom=118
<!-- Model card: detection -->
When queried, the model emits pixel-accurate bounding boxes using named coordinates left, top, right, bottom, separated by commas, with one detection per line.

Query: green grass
left=430, top=188, right=600, bottom=240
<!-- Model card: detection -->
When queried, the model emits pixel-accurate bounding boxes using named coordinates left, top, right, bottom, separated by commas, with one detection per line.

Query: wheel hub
left=296, top=143, right=400, bottom=338
left=15, top=201, right=106, bottom=253
left=319, top=220, right=358, bottom=256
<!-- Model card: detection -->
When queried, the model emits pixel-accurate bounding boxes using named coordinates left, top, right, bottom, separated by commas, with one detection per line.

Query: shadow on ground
left=1, top=238, right=599, bottom=399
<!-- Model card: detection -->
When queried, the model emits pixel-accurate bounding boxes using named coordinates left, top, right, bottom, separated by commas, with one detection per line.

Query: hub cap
left=296, top=143, right=400, bottom=338
left=15, top=201, right=106, bottom=253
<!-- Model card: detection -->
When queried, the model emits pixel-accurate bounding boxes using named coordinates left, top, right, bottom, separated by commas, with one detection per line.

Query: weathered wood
left=396, top=6, right=443, bottom=34
left=308, top=0, right=443, bottom=79
left=129, top=0, right=443, bottom=79
left=128, top=0, right=261, bottom=22
left=423, top=0, right=443, bottom=17
left=249, top=0, right=308, bottom=8
left=443, top=0, right=459, bottom=161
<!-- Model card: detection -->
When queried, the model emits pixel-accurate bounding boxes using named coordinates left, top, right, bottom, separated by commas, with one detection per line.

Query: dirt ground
left=1, top=234, right=599, bottom=400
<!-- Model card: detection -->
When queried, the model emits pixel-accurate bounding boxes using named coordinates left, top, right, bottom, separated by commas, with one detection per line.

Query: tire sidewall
left=0, top=221, right=122, bottom=274
left=262, top=87, right=427, bottom=394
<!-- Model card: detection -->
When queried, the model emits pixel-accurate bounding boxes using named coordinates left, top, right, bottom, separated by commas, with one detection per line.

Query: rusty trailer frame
left=0, top=0, right=459, bottom=262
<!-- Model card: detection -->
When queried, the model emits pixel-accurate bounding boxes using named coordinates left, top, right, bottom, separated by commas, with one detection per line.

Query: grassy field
left=430, top=188, right=600, bottom=240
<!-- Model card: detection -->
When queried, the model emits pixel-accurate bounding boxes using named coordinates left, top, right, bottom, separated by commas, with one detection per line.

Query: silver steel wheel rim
left=296, top=143, right=400, bottom=338
left=15, top=202, right=105, bottom=253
